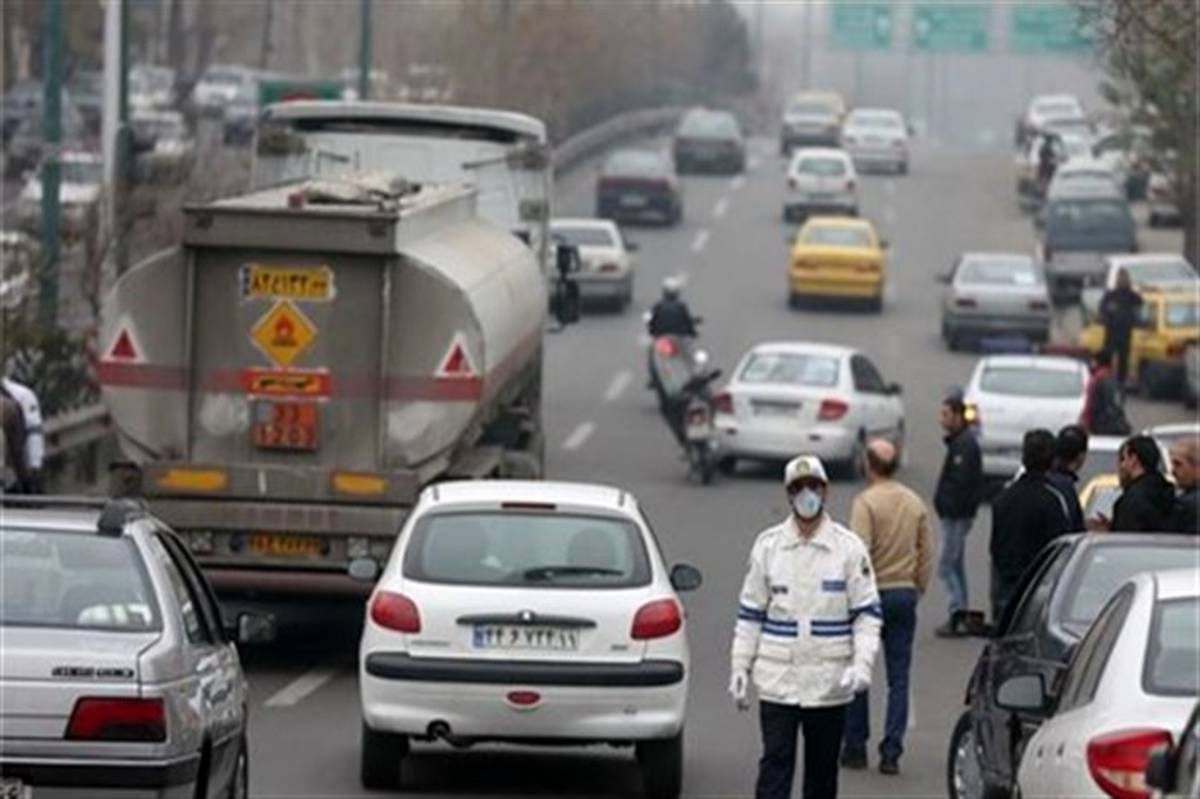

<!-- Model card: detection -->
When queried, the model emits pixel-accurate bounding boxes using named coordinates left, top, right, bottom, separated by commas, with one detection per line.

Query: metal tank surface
left=96, top=175, right=547, bottom=594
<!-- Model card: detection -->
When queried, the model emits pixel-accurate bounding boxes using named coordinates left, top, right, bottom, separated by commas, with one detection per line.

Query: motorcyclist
left=648, top=276, right=698, bottom=338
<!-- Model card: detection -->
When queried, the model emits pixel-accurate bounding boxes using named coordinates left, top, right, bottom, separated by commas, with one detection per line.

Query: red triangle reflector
left=438, top=341, right=475, bottom=378
left=108, top=329, right=138, bottom=361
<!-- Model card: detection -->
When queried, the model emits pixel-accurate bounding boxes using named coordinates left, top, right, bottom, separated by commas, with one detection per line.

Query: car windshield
left=1165, top=301, right=1199, bottom=328
left=789, top=102, right=835, bottom=116
left=1143, top=597, right=1200, bottom=696
left=803, top=226, right=871, bottom=247
left=679, top=112, right=738, bottom=138
left=1126, top=259, right=1195, bottom=285
left=61, top=161, right=101, bottom=184
left=1061, top=545, right=1194, bottom=631
left=1046, top=199, right=1131, bottom=232
left=0, top=529, right=159, bottom=631
left=959, top=258, right=1041, bottom=286
left=739, top=351, right=840, bottom=387
left=553, top=226, right=615, bottom=247
left=978, top=366, right=1082, bottom=397
left=606, top=150, right=665, bottom=177
left=849, top=113, right=902, bottom=130
left=403, top=511, right=651, bottom=588
left=795, top=157, right=846, bottom=177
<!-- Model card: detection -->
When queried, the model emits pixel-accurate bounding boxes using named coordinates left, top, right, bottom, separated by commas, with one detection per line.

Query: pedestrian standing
left=1081, top=351, right=1130, bottom=435
left=1168, top=436, right=1199, bottom=535
left=989, top=430, right=1072, bottom=623
left=1047, top=425, right=1088, bottom=532
left=841, top=439, right=934, bottom=776
left=1, top=393, right=30, bottom=492
left=933, top=390, right=983, bottom=638
left=1099, top=269, right=1144, bottom=393
left=1, top=376, right=44, bottom=493
left=1100, top=435, right=1176, bottom=532
left=730, top=455, right=882, bottom=799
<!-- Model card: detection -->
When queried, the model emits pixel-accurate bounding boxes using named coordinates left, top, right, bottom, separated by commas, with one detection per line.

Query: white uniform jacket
left=1, top=378, right=43, bottom=471
left=731, top=514, right=882, bottom=707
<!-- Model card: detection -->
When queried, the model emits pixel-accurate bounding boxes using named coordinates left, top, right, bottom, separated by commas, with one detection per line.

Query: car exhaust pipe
left=426, top=720, right=472, bottom=749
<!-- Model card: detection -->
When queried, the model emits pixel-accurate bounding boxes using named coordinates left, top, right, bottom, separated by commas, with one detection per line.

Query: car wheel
left=868, top=293, right=883, bottom=312
left=360, top=721, right=408, bottom=790
left=788, top=292, right=803, bottom=310
left=637, top=732, right=683, bottom=799
left=1148, top=212, right=1160, bottom=228
left=226, top=736, right=249, bottom=799
left=898, top=161, right=909, bottom=175
left=948, top=712, right=1007, bottom=799
left=718, top=456, right=738, bottom=475
left=836, top=433, right=866, bottom=480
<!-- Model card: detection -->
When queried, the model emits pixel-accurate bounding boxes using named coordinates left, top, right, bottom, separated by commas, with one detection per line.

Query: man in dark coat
left=1047, top=425, right=1088, bottom=532
left=1169, top=437, right=1199, bottom=535
left=1107, top=435, right=1176, bottom=532
left=1098, top=269, right=1144, bottom=391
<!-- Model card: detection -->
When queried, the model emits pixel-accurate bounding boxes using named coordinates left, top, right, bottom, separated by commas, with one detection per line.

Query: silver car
left=0, top=496, right=272, bottom=799
left=938, top=253, right=1052, bottom=349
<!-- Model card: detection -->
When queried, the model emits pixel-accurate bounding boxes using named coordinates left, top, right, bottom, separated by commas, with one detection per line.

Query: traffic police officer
left=729, top=455, right=882, bottom=799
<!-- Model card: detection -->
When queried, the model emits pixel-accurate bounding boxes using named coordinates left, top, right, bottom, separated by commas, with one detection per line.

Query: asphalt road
left=238, top=137, right=1189, bottom=799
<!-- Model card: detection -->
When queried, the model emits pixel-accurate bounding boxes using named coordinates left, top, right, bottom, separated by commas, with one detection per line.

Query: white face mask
left=792, top=488, right=824, bottom=520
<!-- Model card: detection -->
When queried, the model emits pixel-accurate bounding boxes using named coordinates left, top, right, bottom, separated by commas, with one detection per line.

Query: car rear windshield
left=795, top=158, right=846, bottom=177
left=1127, top=259, right=1194, bottom=285
left=605, top=151, right=666, bottom=177
left=553, top=226, right=615, bottom=247
left=960, top=259, right=1041, bottom=286
left=1144, top=597, right=1200, bottom=696
left=1061, top=545, right=1194, bottom=631
left=740, top=351, right=840, bottom=387
left=0, top=529, right=159, bottom=631
left=1165, top=301, right=1199, bottom=328
left=404, top=511, right=651, bottom=588
left=803, top=226, right=871, bottom=248
left=848, top=113, right=902, bottom=130
left=679, top=112, right=738, bottom=138
left=979, top=366, right=1082, bottom=397
left=1046, top=199, right=1132, bottom=233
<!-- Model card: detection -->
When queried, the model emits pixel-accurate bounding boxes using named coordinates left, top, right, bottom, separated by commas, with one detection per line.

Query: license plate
left=753, top=401, right=800, bottom=417
left=0, top=779, right=31, bottom=799
left=619, top=194, right=648, bottom=208
left=473, top=625, right=580, bottom=651
left=248, top=534, right=324, bottom=558
left=252, top=401, right=318, bottom=451
left=808, top=192, right=835, bottom=203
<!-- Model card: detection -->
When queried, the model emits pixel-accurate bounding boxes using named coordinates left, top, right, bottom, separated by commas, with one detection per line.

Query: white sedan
left=713, top=342, right=905, bottom=477
left=358, top=479, right=700, bottom=798
left=840, top=107, right=910, bottom=174
left=963, top=355, right=1089, bottom=477
left=1008, top=568, right=1199, bottom=798
left=783, top=148, right=858, bottom=223
left=550, top=217, right=637, bottom=310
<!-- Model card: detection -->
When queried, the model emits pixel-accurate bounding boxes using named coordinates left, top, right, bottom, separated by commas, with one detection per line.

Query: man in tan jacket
left=840, top=438, right=934, bottom=776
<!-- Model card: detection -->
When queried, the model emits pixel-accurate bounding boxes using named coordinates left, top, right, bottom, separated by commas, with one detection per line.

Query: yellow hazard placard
left=250, top=301, right=317, bottom=368
left=242, top=264, right=335, bottom=302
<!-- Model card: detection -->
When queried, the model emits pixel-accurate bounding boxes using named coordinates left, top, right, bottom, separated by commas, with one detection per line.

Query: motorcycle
left=674, top=354, right=722, bottom=484
left=642, top=311, right=703, bottom=411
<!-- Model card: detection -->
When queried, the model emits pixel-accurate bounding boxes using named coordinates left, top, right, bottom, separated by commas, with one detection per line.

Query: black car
left=672, top=108, right=745, bottom=175
left=1038, top=189, right=1138, bottom=302
left=948, top=532, right=1198, bottom=799
left=595, top=149, right=682, bottom=226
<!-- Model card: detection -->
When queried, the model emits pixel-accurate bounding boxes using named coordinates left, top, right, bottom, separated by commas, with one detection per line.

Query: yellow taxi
left=1080, top=288, right=1200, bottom=397
left=788, top=216, right=887, bottom=311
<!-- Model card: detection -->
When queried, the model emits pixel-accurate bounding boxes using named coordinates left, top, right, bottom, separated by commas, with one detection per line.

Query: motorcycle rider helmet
left=662, top=276, right=683, bottom=299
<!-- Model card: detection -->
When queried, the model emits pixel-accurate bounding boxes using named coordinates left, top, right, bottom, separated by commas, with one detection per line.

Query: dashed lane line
left=562, top=421, right=596, bottom=451
left=691, top=229, right=710, bottom=254
left=730, top=175, right=745, bottom=191
left=263, top=667, right=338, bottom=708
left=712, top=197, right=729, bottom=218
left=604, top=370, right=633, bottom=403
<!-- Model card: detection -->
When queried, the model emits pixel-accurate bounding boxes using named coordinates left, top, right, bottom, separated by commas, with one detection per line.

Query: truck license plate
left=253, top=401, right=318, bottom=451
left=248, top=534, right=324, bottom=558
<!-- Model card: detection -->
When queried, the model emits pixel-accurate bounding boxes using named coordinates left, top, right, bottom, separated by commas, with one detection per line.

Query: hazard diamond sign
left=251, top=301, right=317, bottom=368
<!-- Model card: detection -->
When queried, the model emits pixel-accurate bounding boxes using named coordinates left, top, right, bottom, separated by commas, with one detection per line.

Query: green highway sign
left=258, top=79, right=344, bottom=108
left=830, top=3, right=894, bottom=51
left=1010, top=3, right=1094, bottom=55
left=913, top=4, right=991, bottom=53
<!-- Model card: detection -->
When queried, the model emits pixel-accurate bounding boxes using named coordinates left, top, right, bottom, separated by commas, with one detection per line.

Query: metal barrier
left=38, top=105, right=684, bottom=481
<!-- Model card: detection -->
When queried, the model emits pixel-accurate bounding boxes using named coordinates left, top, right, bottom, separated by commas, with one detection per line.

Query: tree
left=1083, top=0, right=1198, bottom=263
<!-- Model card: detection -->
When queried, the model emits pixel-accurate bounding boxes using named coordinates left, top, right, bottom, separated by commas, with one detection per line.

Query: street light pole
left=38, top=0, right=63, bottom=332
left=358, top=0, right=372, bottom=100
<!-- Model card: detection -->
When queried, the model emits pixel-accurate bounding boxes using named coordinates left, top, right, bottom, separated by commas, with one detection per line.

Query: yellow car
left=1080, top=288, right=1200, bottom=397
left=788, top=216, right=887, bottom=311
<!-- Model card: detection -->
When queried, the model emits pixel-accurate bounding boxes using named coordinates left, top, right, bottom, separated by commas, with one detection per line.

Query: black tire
left=718, top=456, right=738, bottom=475
left=637, top=732, right=683, bottom=799
left=226, top=736, right=249, bottom=799
left=360, top=721, right=408, bottom=790
left=788, top=292, right=802, bottom=310
left=836, top=433, right=866, bottom=480
left=868, top=293, right=883, bottom=313
left=1148, top=212, right=1161, bottom=228
left=898, top=161, right=909, bottom=176
left=697, top=445, right=715, bottom=485
left=947, top=712, right=1008, bottom=799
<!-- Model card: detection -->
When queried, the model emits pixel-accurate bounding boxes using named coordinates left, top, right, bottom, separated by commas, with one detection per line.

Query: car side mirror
left=670, top=563, right=703, bottom=592
left=233, top=612, right=276, bottom=645
left=1144, top=746, right=1176, bottom=792
left=348, top=557, right=380, bottom=582
left=887, top=382, right=902, bottom=395
left=996, top=674, right=1049, bottom=713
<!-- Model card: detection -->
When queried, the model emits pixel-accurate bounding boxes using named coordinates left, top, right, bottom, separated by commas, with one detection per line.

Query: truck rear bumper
left=205, top=567, right=373, bottom=597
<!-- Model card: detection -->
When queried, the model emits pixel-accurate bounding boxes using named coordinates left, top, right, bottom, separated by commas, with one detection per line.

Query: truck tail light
left=1087, top=727, right=1172, bottom=799
left=631, top=599, right=682, bottom=640
left=818, top=398, right=849, bottom=421
left=370, top=591, right=421, bottom=633
left=65, top=698, right=166, bottom=742
left=713, top=391, right=734, bottom=414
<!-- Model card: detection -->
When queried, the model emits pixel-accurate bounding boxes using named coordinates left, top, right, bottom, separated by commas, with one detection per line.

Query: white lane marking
left=908, top=690, right=917, bottom=730
left=712, top=197, right=729, bottom=218
left=562, top=421, right=596, bottom=451
left=730, top=175, right=745, bottom=191
left=885, top=180, right=897, bottom=196
left=264, top=667, right=337, bottom=708
left=604, top=370, right=633, bottom=402
left=691, top=229, right=710, bottom=253
left=882, top=206, right=897, bottom=225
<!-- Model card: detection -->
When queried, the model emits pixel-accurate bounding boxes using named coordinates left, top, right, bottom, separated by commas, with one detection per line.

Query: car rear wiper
left=522, top=565, right=623, bottom=581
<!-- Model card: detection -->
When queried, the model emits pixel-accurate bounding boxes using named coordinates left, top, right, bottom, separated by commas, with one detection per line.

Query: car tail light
left=818, top=398, right=849, bottom=421
left=713, top=391, right=734, bottom=414
left=598, top=262, right=620, bottom=273
left=956, top=298, right=978, bottom=308
left=65, top=697, right=166, bottom=742
left=686, top=405, right=709, bottom=426
left=1029, top=299, right=1050, bottom=311
left=631, top=598, right=682, bottom=640
left=370, top=591, right=421, bottom=633
left=506, top=690, right=541, bottom=707
left=1087, top=728, right=1173, bottom=799
left=1167, top=340, right=1187, bottom=357
left=654, top=337, right=678, bottom=358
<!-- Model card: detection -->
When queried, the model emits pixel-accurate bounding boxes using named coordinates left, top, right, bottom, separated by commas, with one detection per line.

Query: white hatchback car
left=840, top=107, right=910, bottom=174
left=783, top=148, right=858, bottom=223
left=358, top=480, right=700, bottom=798
left=1007, top=568, right=1199, bottom=798
left=550, top=217, right=637, bottom=310
left=964, top=355, right=1089, bottom=477
left=713, top=342, right=905, bottom=477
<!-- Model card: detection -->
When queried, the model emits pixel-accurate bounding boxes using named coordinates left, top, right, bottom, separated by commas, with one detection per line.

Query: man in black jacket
left=989, top=429, right=1071, bottom=623
left=933, top=391, right=984, bottom=637
left=1047, top=425, right=1087, bottom=532
left=1168, top=436, right=1198, bottom=535
left=1099, top=269, right=1144, bottom=391
left=648, top=277, right=698, bottom=338
left=1105, top=435, right=1176, bottom=532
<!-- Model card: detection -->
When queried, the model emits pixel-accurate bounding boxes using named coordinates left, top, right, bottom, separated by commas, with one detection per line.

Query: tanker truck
left=97, top=174, right=578, bottom=595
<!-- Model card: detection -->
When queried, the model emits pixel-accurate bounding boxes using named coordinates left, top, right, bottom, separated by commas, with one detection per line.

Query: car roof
left=1058, top=159, right=1114, bottom=174
left=1032, top=93, right=1082, bottom=107
left=960, top=251, right=1034, bottom=263
left=977, top=354, right=1085, bottom=371
left=1107, top=253, right=1193, bottom=267
left=744, top=341, right=855, bottom=359
left=551, top=217, right=618, bottom=232
left=790, top=147, right=850, bottom=161
left=1145, top=422, right=1200, bottom=438
left=847, top=107, right=902, bottom=119
left=425, top=479, right=630, bottom=511
left=1147, top=568, right=1200, bottom=601
left=802, top=215, right=873, bottom=231
left=0, top=506, right=106, bottom=534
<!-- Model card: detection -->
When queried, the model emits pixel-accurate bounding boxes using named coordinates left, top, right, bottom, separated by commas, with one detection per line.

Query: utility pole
left=38, top=0, right=63, bottom=332
left=801, top=0, right=813, bottom=89
left=358, top=0, right=372, bottom=100
left=259, top=0, right=275, bottom=72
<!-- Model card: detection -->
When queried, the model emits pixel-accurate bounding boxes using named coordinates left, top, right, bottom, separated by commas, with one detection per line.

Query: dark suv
left=947, top=533, right=1199, bottom=799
